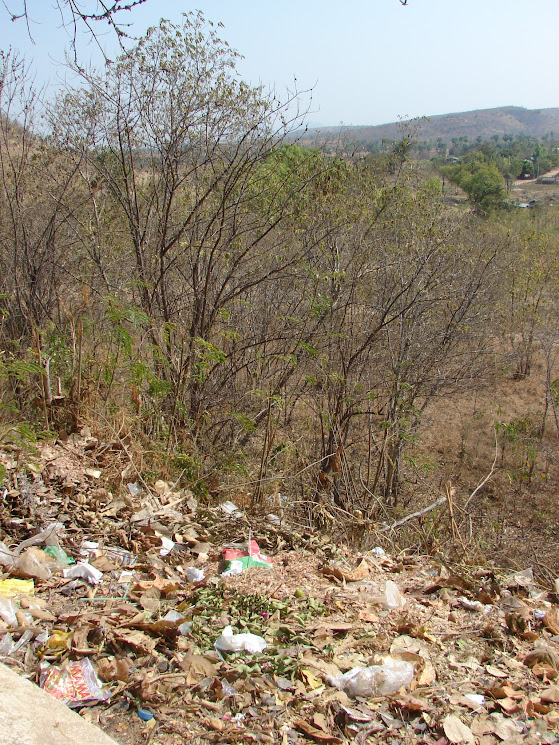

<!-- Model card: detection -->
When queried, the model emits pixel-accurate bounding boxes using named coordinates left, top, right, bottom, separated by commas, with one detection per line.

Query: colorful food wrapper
left=40, top=658, right=111, bottom=708
left=221, top=540, right=272, bottom=576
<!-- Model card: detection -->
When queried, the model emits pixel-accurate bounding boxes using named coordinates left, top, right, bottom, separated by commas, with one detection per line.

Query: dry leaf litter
left=1, top=430, right=559, bottom=745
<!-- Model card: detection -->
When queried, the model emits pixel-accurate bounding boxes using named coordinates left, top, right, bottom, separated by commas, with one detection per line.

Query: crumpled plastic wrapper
left=40, top=658, right=111, bottom=708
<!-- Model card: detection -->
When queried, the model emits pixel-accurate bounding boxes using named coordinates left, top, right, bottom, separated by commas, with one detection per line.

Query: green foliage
left=188, top=584, right=327, bottom=667
left=193, top=338, right=226, bottom=383
left=228, top=411, right=256, bottom=432
left=442, top=155, right=505, bottom=215
left=0, top=422, right=39, bottom=482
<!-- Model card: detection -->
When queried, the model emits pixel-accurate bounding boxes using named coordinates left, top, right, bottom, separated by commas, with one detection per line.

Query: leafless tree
left=51, top=13, right=315, bottom=440
left=3, top=1, right=147, bottom=44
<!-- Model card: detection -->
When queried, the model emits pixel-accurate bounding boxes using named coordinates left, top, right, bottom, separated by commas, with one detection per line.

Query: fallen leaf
left=540, top=686, right=559, bottom=704
left=532, top=663, right=559, bottom=680
left=321, top=558, right=369, bottom=583
left=140, top=587, right=160, bottom=613
left=114, top=629, right=157, bottom=653
left=493, top=697, right=519, bottom=714
left=418, top=660, right=437, bottom=686
left=530, top=700, right=550, bottom=715
left=340, top=706, right=374, bottom=723
left=131, top=620, right=181, bottom=640
left=301, top=657, right=341, bottom=679
left=312, top=713, right=329, bottom=731
left=479, top=737, right=499, bottom=745
left=525, top=647, right=559, bottom=672
left=544, top=608, right=559, bottom=636
left=391, top=694, right=431, bottom=712
left=471, top=715, right=491, bottom=736
left=309, top=622, right=354, bottom=634
left=115, top=657, right=131, bottom=683
left=300, top=667, right=323, bottom=690
left=489, top=714, right=522, bottom=740
left=180, top=653, right=217, bottom=681
left=27, top=608, right=56, bottom=622
left=485, top=665, right=508, bottom=678
left=443, top=714, right=475, bottom=744
left=293, top=718, right=342, bottom=744
left=390, top=635, right=430, bottom=658
left=207, top=717, right=224, bottom=732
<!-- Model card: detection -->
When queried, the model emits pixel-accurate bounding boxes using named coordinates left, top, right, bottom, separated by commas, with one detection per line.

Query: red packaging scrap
left=40, top=658, right=111, bottom=708
left=222, top=540, right=273, bottom=576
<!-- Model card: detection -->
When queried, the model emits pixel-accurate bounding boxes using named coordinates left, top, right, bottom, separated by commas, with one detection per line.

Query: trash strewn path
left=1, top=432, right=559, bottom=745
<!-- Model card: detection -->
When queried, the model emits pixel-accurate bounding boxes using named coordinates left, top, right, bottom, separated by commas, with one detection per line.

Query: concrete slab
left=0, top=662, right=120, bottom=745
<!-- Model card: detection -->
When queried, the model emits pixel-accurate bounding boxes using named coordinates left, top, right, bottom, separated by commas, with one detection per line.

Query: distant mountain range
left=296, top=106, right=559, bottom=146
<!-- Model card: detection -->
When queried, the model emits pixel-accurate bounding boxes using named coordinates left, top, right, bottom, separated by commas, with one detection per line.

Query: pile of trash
left=1, top=431, right=559, bottom=745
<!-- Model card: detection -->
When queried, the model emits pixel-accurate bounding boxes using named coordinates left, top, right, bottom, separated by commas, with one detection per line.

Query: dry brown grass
left=412, top=352, right=559, bottom=584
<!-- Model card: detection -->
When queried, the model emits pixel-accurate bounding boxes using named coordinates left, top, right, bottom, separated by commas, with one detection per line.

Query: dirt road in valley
left=513, top=164, right=559, bottom=186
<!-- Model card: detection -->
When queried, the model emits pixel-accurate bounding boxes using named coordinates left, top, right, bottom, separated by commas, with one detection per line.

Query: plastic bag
left=221, top=540, right=272, bottom=576
left=15, top=549, right=52, bottom=580
left=219, top=501, right=242, bottom=517
left=127, top=482, right=142, bottom=497
left=328, top=657, right=414, bottom=698
left=214, top=625, right=267, bottom=654
left=0, top=633, right=14, bottom=654
left=0, top=629, right=33, bottom=655
left=186, top=567, right=205, bottom=583
left=159, top=536, right=174, bottom=556
left=14, top=522, right=65, bottom=554
left=385, top=580, right=406, bottom=610
left=40, top=658, right=111, bottom=707
left=0, top=595, right=18, bottom=627
left=1, top=523, right=68, bottom=580
left=0, top=541, right=16, bottom=569
left=63, top=561, right=103, bottom=585
left=162, top=610, right=192, bottom=635
left=44, top=545, right=74, bottom=566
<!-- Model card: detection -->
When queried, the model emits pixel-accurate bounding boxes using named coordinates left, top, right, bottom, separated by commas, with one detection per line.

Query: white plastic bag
left=159, top=536, right=175, bottom=556
left=0, top=596, right=18, bottom=627
left=186, top=567, right=205, bottom=583
left=328, top=657, right=414, bottom=698
left=385, top=580, right=406, bottom=610
left=0, top=542, right=16, bottom=569
left=214, top=625, right=267, bottom=654
left=162, top=610, right=192, bottom=635
left=63, top=561, right=103, bottom=585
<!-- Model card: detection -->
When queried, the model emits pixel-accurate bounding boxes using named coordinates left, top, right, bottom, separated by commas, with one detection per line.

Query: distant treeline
left=315, top=133, right=559, bottom=181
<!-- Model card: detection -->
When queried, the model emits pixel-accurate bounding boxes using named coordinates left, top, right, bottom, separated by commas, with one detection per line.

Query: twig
left=445, top=481, right=458, bottom=539
left=446, top=481, right=468, bottom=553
left=463, top=426, right=498, bottom=509
left=146, top=671, right=188, bottom=685
left=94, top=411, right=155, bottom=500
left=379, top=497, right=446, bottom=532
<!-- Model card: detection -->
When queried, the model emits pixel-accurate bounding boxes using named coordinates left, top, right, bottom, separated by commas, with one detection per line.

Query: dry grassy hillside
left=411, top=355, right=559, bottom=583
left=296, top=106, right=559, bottom=146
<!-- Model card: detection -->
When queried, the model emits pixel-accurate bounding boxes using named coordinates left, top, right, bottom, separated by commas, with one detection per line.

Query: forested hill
left=296, top=106, right=559, bottom=146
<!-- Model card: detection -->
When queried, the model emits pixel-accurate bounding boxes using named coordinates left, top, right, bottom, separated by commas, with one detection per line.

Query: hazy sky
left=2, top=0, right=558, bottom=126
